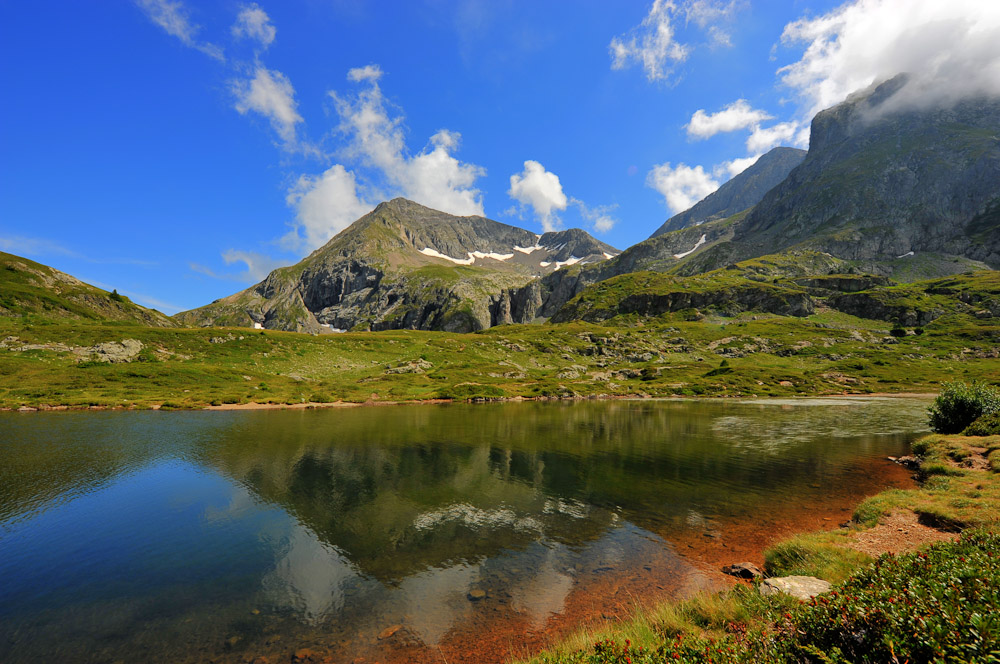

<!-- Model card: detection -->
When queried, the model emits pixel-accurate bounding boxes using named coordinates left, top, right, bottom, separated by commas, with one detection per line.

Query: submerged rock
left=722, top=562, right=763, bottom=579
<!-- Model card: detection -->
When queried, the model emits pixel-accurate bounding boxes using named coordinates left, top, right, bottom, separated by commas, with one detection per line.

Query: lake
left=0, top=397, right=927, bottom=663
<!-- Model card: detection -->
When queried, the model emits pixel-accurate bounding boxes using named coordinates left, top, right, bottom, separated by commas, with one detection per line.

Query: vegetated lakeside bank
left=518, top=428, right=1000, bottom=664
left=1, top=310, right=996, bottom=411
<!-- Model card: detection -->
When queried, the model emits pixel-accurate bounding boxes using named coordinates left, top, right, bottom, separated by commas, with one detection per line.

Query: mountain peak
left=177, top=201, right=618, bottom=333
left=649, top=146, right=806, bottom=238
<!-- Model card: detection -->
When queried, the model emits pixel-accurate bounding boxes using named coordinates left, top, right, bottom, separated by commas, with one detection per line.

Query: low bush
left=965, top=412, right=1000, bottom=437
left=530, top=531, right=1000, bottom=664
left=928, top=381, right=1000, bottom=434
left=785, top=530, right=1000, bottom=663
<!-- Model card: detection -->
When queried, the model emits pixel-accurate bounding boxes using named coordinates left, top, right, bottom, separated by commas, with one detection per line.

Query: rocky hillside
left=552, top=251, right=1000, bottom=327
left=695, top=75, right=1000, bottom=272
left=0, top=252, right=174, bottom=326
left=534, top=77, right=999, bottom=322
left=175, top=198, right=618, bottom=333
left=649, top=147, right=806, bottom=237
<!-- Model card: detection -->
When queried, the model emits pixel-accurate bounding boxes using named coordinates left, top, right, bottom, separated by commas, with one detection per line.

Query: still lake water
left=0, top=398, right=928, bottom=663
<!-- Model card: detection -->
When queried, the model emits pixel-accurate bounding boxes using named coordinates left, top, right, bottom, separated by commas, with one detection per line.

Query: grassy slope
left=0, top=252, right=174, bottom=327
left=520, top=432, right=1000, bottom=664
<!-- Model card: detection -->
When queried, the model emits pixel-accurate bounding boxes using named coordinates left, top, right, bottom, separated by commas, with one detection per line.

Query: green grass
left=2, top=303, right=997, bottom=410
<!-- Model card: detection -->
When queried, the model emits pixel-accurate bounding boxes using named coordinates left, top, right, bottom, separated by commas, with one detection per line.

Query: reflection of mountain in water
left=194, top=399, right=925, bottom=580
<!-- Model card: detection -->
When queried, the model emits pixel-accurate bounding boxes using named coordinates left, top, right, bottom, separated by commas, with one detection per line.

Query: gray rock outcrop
left=760, top=575, right=832, bottom=601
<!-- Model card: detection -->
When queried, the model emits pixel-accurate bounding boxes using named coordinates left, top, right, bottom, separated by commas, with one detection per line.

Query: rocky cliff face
left=175, top=199, right=617, bottom=333
left=721, top=76, right=1000, bottom=270
left=650, top=147, right=806, bottom=237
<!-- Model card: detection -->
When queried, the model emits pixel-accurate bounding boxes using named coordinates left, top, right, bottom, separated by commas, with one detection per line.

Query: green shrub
left=785, top=530, right=1000, bottom=663
left=889, top=326, right=907, bottom=337
left=964, top=412, right=1000, bottom=437
left=928, top=381, right=1000, bottom=434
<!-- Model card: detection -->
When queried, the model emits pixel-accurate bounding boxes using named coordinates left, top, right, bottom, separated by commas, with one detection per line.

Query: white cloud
left=135, top=0, right=223, bottom=60
left=280, top=69, right=486, bottom=251
left=779, top=0, right=1000, bottom=124
left=221, top=249, right=288, bottom=282
left=746, top=121, right=799, bottom=153
left=609, top=0, right=745, bottom=81
left=686, top=99, right=773, bottom=139
left=347, top=64, right=383, bottom=83
left=284, top=165, right=373, bottom=251
left=713, top=154, right=761, bottom=179
left=232, top=3, right=276, bottom=48
left=507, top=161, right=568, bottom=232
left=610, top=0, right=690, bottom=82
left=573, top=199, right=618, bottom=233
left=685, top=0, right=744, bottom=47
left=232, top=66, right=303, bottom=148
left=646, top=162, right=719, bottom=214
left=329, top=71, right=485, bottom=218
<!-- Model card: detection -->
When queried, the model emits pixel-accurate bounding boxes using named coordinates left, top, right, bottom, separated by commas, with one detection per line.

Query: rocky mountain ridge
left=703, top=75, right=1000, bottom=271
left=175, top=199, right=618, bottom=333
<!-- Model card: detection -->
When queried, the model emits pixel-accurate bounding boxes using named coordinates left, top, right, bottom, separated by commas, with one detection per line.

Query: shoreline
left=2, top=390, right=936, bottom=413
left=517, top=429, right=998, bottom=664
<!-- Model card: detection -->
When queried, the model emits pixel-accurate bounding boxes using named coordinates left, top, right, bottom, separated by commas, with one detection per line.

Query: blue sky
left=2, top=1, right=997, bottom=314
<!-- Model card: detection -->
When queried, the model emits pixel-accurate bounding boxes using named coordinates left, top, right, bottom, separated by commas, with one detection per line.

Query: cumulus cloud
left=232, top=66, right=303, bottom=148
left=330, top=72, right=485, bottom=218
left=284, top=165, right=373, bottom=251
left=281, top=68, right=486, bottom=251
left=692, top=0, right=1000, bottom=176
left=135, top=0, right=223, bottom=60
left=610, top=0, right=690, bottom=82
left=745, top=121, right=799, bottom=153
left=646, top=162, right=719, bottom=214
left=780, top=0, right=1000, bottom=123
left=714, top=154, right=761, bottom=179
left=232, top=3, right=276, bottom=48
left=686, top=99, right=773, bottom=139
left=508, top=161, right=569, bottom=232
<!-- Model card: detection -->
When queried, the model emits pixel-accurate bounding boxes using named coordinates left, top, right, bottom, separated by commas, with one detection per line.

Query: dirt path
left=844, top=510, right=959, bottom=558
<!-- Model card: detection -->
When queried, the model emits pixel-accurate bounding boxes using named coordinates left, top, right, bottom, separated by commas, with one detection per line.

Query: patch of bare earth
left=844, top=510, right=959, bottom=558
left=960, top=446, right=991, bottom=471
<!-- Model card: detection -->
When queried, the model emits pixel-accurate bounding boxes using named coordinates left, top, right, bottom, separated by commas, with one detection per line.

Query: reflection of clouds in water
left=390, top=563, right=479, bottom=645
left=542, top=498, right=590, bottom=519
left=261, top=524, right=358, bottom=624
left=509, top=546, right=574, bottom=629
left=685, top=510, right=710, bottom=529
left=413, top=503, right=544, bottom=534
left=712, top=398, right=929, bottom=454
left=201, top=483, right=258, bottom=523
